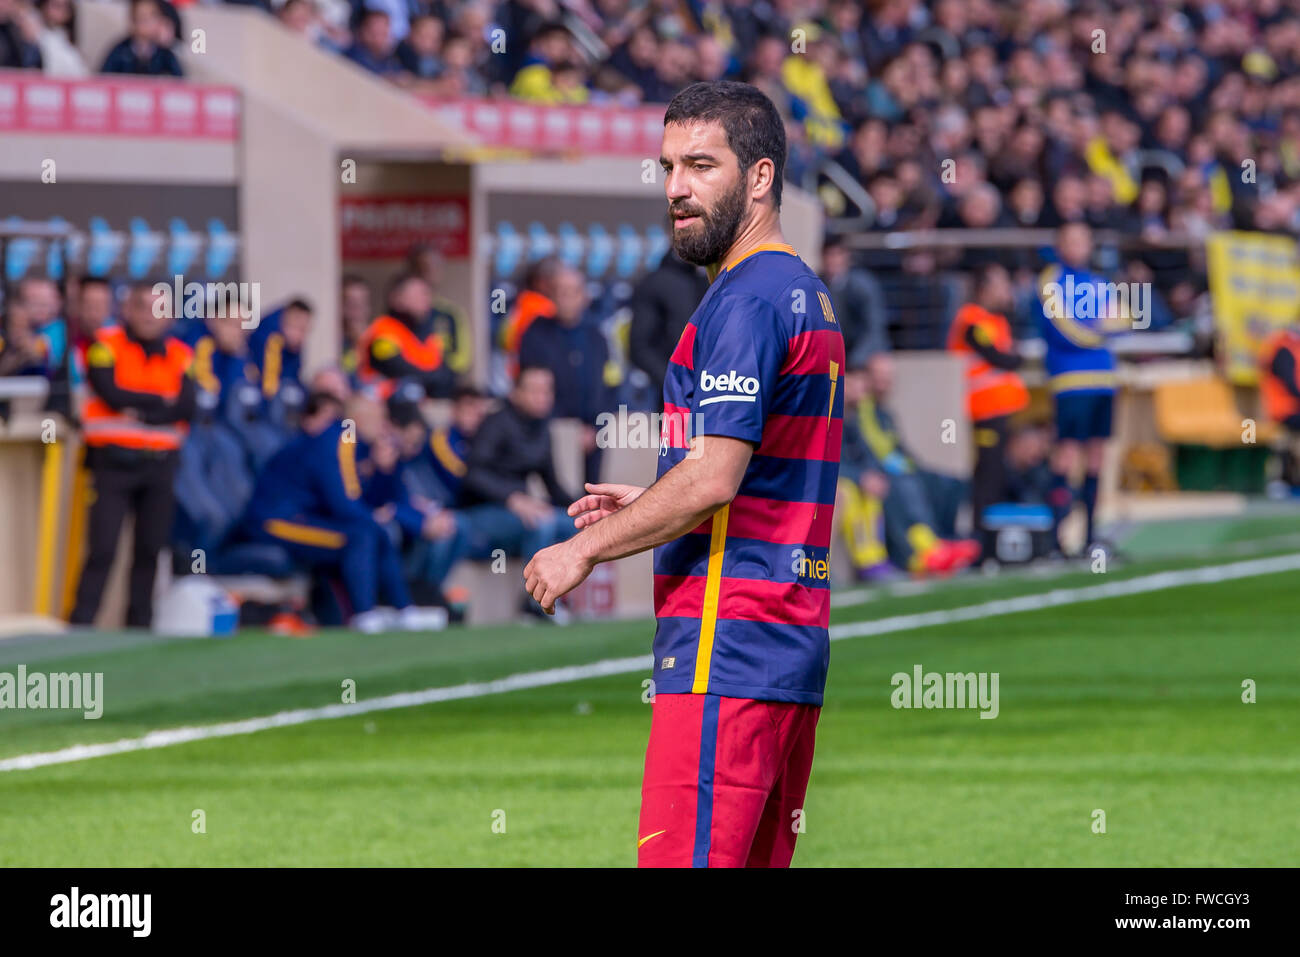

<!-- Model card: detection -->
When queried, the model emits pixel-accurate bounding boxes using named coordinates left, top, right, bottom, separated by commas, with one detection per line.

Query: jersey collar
left=722, top=242, right=798, bottom=273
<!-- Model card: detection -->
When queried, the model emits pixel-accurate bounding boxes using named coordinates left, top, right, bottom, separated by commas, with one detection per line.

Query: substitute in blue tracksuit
left=177, top=314, right=286, bottom=469
left=241, top=390, right=416, bottom=632
left=364, top=383, right=472, bottom=611
left=249, top=298, right=312, bottom=431
left=1037, top=221, right=1122, bottom=551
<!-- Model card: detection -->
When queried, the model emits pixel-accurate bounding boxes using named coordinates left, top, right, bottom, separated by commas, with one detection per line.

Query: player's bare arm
left=522, top=434, right=752, bottom=613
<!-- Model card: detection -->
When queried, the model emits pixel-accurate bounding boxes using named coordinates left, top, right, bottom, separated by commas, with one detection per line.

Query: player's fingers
left=572, top=507, right=609, bottom=528
left=567, top=494, right=601, bottom=516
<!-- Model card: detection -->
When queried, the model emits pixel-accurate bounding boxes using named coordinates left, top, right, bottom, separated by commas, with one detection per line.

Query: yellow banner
left=1207, top=230, right=1300, bottom=384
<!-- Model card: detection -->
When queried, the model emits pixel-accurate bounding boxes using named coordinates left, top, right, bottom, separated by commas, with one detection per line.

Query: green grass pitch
left=1, top=541, right=1297, bottom=866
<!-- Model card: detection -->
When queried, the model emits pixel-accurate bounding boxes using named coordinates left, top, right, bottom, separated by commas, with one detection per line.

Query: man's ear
left=751, top=157, right=776, bottom=202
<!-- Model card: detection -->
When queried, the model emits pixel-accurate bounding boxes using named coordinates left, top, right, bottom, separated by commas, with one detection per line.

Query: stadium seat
left=1153, top=377, right=1279, bottom=449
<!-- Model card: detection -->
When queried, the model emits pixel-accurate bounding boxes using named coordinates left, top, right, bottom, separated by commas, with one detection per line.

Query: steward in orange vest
left=70, top=282, right=196, bottom=629
left=499, top=258, right=561, bottom=381
left=947, top=304, right=1029, bottom=422
left=358, top=272, right=455, bottom=400
left=946, top=264, right=1028, bottom=561
left=1259, top=327, right=1300, bottom=430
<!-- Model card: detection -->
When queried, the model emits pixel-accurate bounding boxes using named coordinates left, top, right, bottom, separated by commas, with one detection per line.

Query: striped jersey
left=652, top=243, right=845, bottom=706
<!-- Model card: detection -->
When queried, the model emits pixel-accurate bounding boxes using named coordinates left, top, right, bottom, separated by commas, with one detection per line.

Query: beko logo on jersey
left=699, top=369, right=759, bottom=404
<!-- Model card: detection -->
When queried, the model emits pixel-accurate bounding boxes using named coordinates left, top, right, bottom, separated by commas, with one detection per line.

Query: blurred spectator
left=10, top=277, right=67, bottom=375
left=628, top=248, right=709, bottom=398
left=396, top=12, right=442, bottom=79
left=101, top=0, right=183, bottom=76
left=240, top=389, right=435, bottom=632
left=35, top=0, right=84, bottom=76
left=1260, top=324, right=1300, bottom=434
left=835, top=363, right=894, bottom=582
left=432, top=30, right=487, bottom=96
left=1037, top=222, right=1119, bottom=551
left=500, top=256, right=560, bottom=380
left=0, top=296, right=49, bottom=377
left=822, top=235, right=889, bottom=365
left=510, top=21, right=584, bottom=104
left=346, top=8, right=401, bottom=76
left=359, top=0, right=413, bottom=44
left=845, top=353, right=978, bottom=578
left=66, top=276, right=114, bottom=390
left=357, top=271, right=455, bottom=399
left=947, top=263, right=1029, bottom=560
left=0, top=0, right=41, bottom=69
left=249, top=297, right=313, bottom=434
left=605, top=24, right=674, bottom=103
left=177, top=309, right=286, bottom=468
left=70, top=282, right=196, bottom=629
left=780, top=22, right=846, bottom=151
left=460, top=365, right=576, bottom=617
left=1003, top=425, right=1055, bottom=505
left=370, top=382, right=471, bottom=611
left=518, top=264, right=617, bottom=486
left=358, top=387, right=470, bottom=613
left=277, top=0, right=343, bottom=49
left=406, top=243, right=472, bottom=376
left=339, top=274, right=373, bottom=381
left=74, top=277, right=114, bottom=351
left=401, top=382, right=488, bottom=513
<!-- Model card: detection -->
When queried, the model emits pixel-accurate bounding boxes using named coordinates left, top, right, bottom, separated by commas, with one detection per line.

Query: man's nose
left=664, top=168, right=690, bottom=202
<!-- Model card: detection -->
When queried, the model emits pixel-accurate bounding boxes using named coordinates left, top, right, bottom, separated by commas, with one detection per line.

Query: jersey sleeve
left=689, top=293, right=786, bottom=445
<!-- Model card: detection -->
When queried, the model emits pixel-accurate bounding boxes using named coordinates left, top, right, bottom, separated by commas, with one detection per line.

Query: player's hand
left=523, top=538, right=593, bottom=615
left=567, top=482, right=645, bottom=530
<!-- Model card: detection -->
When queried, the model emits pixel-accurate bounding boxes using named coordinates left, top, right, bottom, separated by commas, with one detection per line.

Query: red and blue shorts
left=637, top=692, right=820, bottom=868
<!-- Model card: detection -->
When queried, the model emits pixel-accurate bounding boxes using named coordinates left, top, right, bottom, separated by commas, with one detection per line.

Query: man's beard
left=670, top=177, right=748, bottom=267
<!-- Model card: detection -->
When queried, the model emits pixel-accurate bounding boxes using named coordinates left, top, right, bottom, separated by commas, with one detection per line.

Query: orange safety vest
left=358, top=315, right=444, bottom=397
left=501, top=289, right=556, bottom=379
left=947, top=304, right=1030, bottom=421
left=82, top=326, right=193, bottom=451
left=1259, top=329, right=1300, bottom=423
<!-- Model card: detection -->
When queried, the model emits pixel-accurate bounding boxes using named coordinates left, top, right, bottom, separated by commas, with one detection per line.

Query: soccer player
left=524, top=81, right=844, bottom=867
left=1037, top=222, right=1120, bottom=553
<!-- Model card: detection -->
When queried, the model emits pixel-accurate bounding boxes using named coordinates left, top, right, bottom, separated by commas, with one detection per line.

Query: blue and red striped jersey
left=652, top=243, right=845, bottom=706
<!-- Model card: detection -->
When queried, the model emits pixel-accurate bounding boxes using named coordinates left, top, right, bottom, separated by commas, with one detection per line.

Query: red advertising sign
left=339, top=194, right=470, bottom=260
left=423, top=97, right=665, bottom=156
left=0, top=70, right=238, bottom=139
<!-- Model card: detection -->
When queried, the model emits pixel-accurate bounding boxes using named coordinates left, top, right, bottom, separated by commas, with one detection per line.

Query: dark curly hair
left=664, top=81, right=787, bottom=210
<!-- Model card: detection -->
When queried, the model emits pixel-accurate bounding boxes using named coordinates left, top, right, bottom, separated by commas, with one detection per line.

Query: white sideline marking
left=828, top=552, right=1300, bottom=640
left=0, top=656, right=651, bottom=773
left=3, top=553, right=1298, bottom=773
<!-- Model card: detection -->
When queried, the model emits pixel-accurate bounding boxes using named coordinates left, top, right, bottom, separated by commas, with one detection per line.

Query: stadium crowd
left=5, top=0, right=1300, bottom=627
